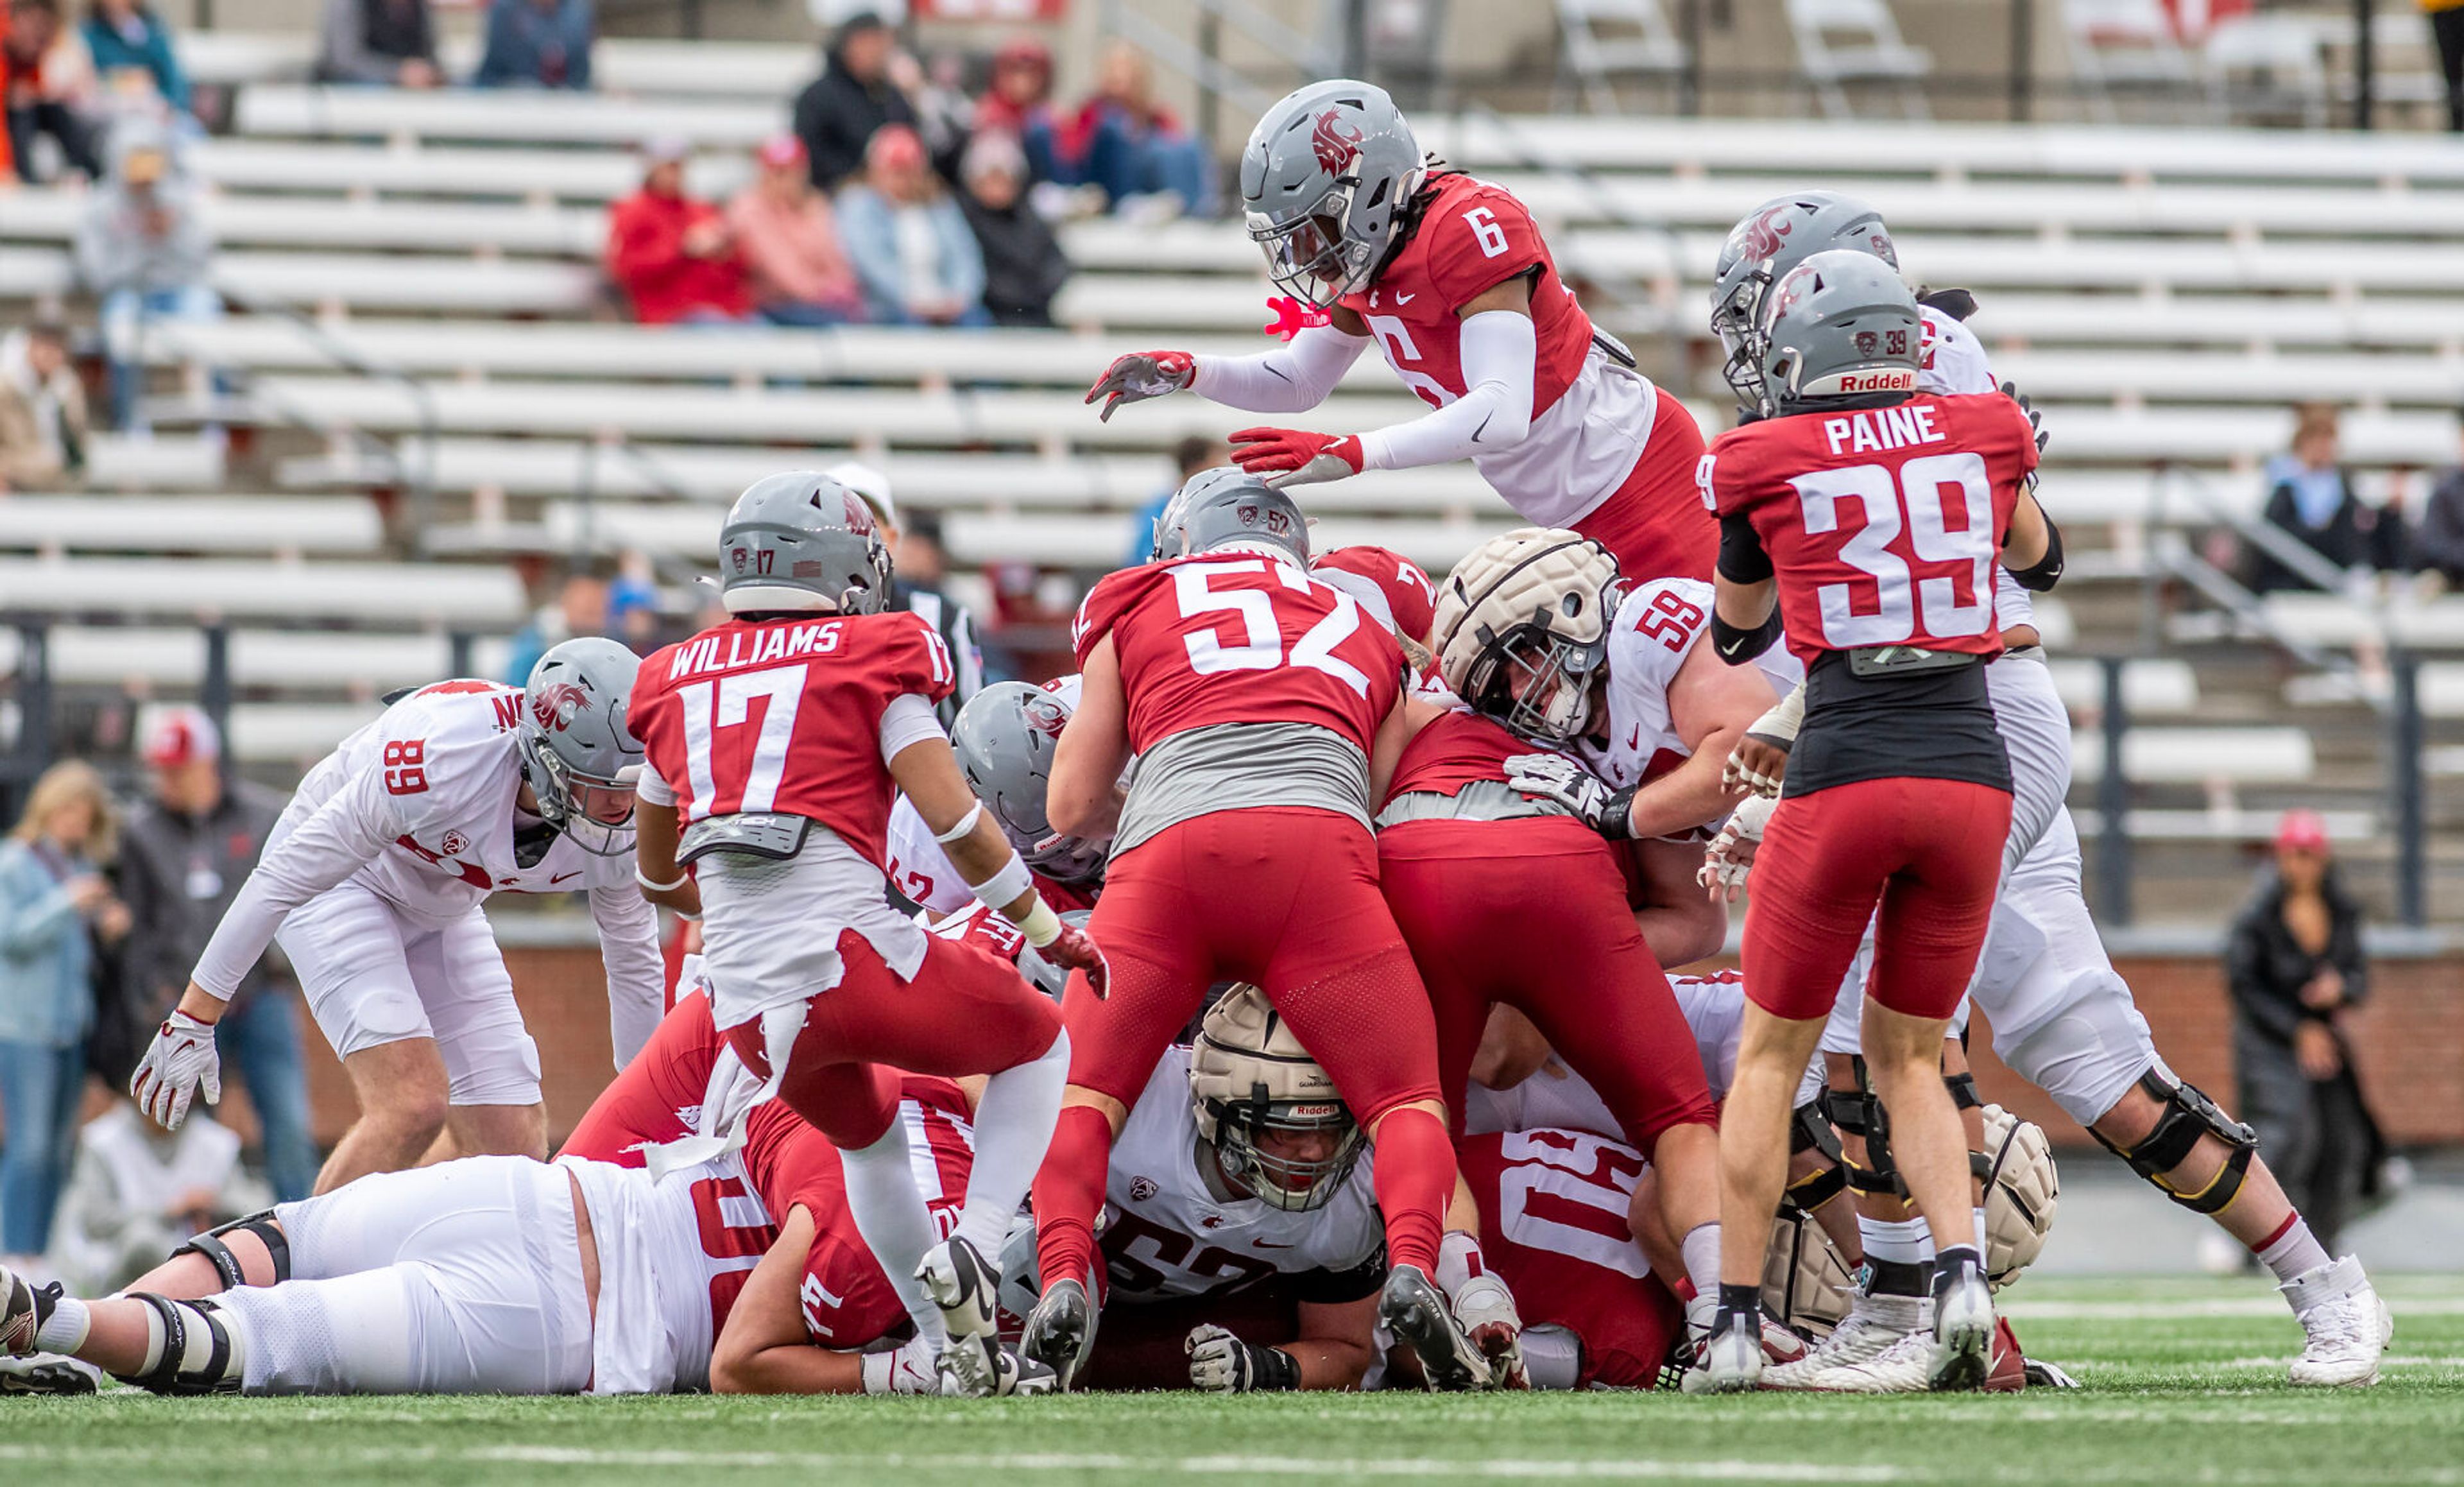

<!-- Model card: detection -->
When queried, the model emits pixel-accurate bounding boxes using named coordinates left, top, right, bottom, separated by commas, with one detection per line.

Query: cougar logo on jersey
left=1310, top=107, right=1363, bottom=175
left=531, top=682, right=588, bottom=732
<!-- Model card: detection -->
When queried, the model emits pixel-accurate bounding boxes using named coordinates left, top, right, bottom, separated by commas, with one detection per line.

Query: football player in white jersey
left=127, top=639, right=665, bottom=1196
left=1014, top=986, right=1511, bottom=1393
left=886, top=677, right=1103, bottom=919
left=1706, top=192, right=2390, bottom=1390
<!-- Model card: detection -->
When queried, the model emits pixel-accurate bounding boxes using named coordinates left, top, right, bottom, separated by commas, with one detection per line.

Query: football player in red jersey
left=1694, top=252, right=2059, bottom=1393
left=1026, top=468, right=1487, bottom=1391
left=1084, top=80, right=1714, bottom=584
left=1310, top=544, right=1444, bottom=694
left=625, top=470, right=1103, bottom=1398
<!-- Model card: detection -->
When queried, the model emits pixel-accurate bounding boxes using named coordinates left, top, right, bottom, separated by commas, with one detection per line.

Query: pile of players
left=0, top=79, right=2393, bottom=1402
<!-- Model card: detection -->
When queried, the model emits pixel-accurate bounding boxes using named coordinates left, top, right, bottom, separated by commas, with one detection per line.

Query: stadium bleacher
left=1, top=58, right=2452, bottom=909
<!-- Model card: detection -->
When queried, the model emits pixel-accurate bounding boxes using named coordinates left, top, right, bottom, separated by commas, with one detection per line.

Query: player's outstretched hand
left=1698, top=794, right=1776, bottom=902
left=1041, top=920, right=1110, bottom=1000
left=1084, top=350, right=1195, bottom=421
left=2001, top=379, right=2049, bottom=455
left=131, top=1008, right=222, bottom=1130
left=1228, top=427, right=1364, bottom=488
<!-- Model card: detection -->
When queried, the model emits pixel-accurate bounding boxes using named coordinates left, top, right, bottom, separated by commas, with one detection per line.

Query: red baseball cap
left=2273, top=808, right=2330, bottom=854
left=142, top=704, right=222, bottom=768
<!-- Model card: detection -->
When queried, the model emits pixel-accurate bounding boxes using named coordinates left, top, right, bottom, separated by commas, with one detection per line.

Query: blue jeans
left=218, top=993, right=318, bottom=1203
left=100, top=283, right=224, bottom=431
left=0, top=1039, right=87, bottom=1255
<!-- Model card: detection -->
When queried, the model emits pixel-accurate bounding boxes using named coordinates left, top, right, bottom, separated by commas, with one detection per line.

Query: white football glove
left=1503, top=753, right=1634, bottom=840
left=1185, top=1324, right=1297, bottom=1393
left=130, top=1009, right=221, bottom=1130
left=1698, top=793, right=1777, bottom=901
left=860, top=1334, right=939, bottom=1395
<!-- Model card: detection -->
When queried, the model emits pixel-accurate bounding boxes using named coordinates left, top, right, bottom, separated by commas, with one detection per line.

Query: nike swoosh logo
left=1396, top=292, right=1417, bottom=305
left=549, top=872, right=581, bottom=885
left=1625, top=726, right=1642, bottom=752
left=1472, top=411, right=1491, bottom=442
left=1251, top=1239, right=1296, bottom=1250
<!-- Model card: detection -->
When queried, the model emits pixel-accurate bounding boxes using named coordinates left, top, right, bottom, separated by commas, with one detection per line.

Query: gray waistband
left=1115, top=721, right=1370, bottom=856
left=1374, top=780, right=1570, bottom=830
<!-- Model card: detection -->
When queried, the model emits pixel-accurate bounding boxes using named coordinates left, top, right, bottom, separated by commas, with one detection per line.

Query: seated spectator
left=958, top=130, right=1067, bottom=329
left=79, top=0, right=185, bottom=116
left=973, top=37, right=1059, bottom=184
left=46, top=1097, right=268, bottom=1296
left=75, top=116, right=218, bottom=431
left=727, top=134, right=864, bottom=327
left=0, top=322, right=87, bottom=490
left=2254, top=403, right=2406, bottom=594
left=315, top=0, right=441, bottom=87
left=2413, top=408, right=2464, bottom=593
left=3, top=0, right=103, bottom=182
left=835, top=123, right=986, bottom=327
left=504, top=565, right=610, bottom=684
left=1060, top=40, right=1214, bottom=218
left=792, top=10, right=912, bottom=192
left=474, top=0, right=592, bottom=90
left=605, top=136, right=755, bottom=325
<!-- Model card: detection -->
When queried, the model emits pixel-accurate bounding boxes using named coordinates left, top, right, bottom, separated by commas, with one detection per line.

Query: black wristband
left=1248, top=1341, right=1302, bottom=1391
left=2009, top=518, right=2064, bottom=593
left=1712, top=608, right=1783, bottom=662
left=1595, top=784, right=1641, bottom=842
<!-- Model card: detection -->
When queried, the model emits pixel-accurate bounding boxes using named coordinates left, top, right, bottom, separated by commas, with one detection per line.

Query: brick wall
left=214, top=950, right=2463, bottom=1153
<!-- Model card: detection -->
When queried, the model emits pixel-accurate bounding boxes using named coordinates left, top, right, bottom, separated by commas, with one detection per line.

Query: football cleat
left=1815, top=1325, right=1935, bottom=1393
left=2286, top=1255, right=2393, bottom=1388
left=1382, top=1265, right=1493, bottom=1392
left=1450, top=1272, right=1529, bottom=1390
left=1020, top=1276, right=1099, bottom=1392
left=0, top=1357, right=97, bottom=1396
left=0, top=1266, right=46, bottom=1358
left=1928, top=1264, right=1996, bottom=1392
left=1763, top=1289, right=1923, bottom=1391
left=918, top=1237, right=1001, bottom=1344
left=936, top=1336, right=1050, bottom=1398
left=1983, top=1318, right=2028, bottom=1393
left=1681, top=1310, right=1765, bottom=1395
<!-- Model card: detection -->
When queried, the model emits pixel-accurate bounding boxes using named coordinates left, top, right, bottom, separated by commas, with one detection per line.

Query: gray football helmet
left=952, top=680, right=1104, bottom=886
left=517, top=636, right=646, bottom=857
left=1709, top=191, right=1899, bottom=409
left=719, top=470, right=893, bottom=616
left=1760, top=250, right=1923, bottom=417
left=1151, top=467, right=1310, bottom=566
left=1240, top=79, right=1426, bottom=310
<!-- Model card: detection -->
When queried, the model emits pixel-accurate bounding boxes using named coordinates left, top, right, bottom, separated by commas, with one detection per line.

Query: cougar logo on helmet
left=841, top=492, right=877, bottom=533
left=1022, top=695, right=1069, bottom=741
left=530, top=682, right=588, bottom=732
left=1739, top=203, right=1795, bottom=263
left=1310, top=107, right=1363, bottom=175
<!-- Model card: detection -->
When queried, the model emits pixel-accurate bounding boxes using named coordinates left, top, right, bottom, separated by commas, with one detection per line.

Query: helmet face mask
left=1250, top=203, right=1374, bottom=309
left=1464, top=621, right=1612, bottom=746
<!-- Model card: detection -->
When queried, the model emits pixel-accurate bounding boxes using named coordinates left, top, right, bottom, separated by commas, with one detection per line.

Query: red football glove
left=1085, top=350, right=1195, bottom=422
left=1038, top=920, right=1111, bottom=1000
left=1229, top=427, right=1364, bottom=488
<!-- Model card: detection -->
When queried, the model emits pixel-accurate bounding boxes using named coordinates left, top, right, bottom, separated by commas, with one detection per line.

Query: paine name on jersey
left=1101, top=1046, right=1382, bottom=1302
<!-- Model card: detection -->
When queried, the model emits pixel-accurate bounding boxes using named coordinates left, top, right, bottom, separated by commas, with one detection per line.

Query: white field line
left=470, top=1448, right=1910, bottom=1480
left=2005, top=1295, right=2464, bottom=1320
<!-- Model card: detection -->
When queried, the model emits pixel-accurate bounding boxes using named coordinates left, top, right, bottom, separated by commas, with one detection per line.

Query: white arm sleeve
left=636, top=759, right=676, bottom=808
left=1356, top=310, right=1536, bottom=472
left=188, top=766, right=409, bottom=1001
left=878, top=692, right=948, bottom=764
left=590, top=882, right=667, bottom=1068
left=1188, top=324, right=1371, bottom=413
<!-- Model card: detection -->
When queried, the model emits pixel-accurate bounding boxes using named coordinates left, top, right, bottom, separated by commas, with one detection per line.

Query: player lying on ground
left=1027, top=469, right=1487, bottom=1391
left=624, top=470, right=1103, bottom=1397
left=128, top=640, right=663, bottom=1195
left=1704, top=191, right=2391, bottom=1391
left=1086, top=82, right=1713, bottom=583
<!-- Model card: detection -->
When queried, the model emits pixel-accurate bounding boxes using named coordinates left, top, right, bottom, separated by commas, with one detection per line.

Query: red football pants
left=1379, top=817, right=1720, bottom=1155
left=1571, top=392, right=1715, bottom=584
left=727, top=927, right=1063, bottom=1149
left=1743, top=778, right=2013, bottom=1024
left=1037, top=807, right=1451, bottom=1284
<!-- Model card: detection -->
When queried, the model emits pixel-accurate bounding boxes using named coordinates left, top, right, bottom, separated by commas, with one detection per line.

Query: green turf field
left=3, top=1275, right=2458, bottom=1486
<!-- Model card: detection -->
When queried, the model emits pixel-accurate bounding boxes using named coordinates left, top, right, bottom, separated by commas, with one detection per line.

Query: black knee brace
left=1830, top=1063, right=1905, bottom=1201
left=1944, top=1072, right=1981, bottom=1110
left=1786, top=1099, right=1849, bottom=1211
left=118, top=1293, right=244, bottom=1397
left=2085, top=1067, right=2258, bottom=1215
left=170, top=1210, right=291, bottom=1291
